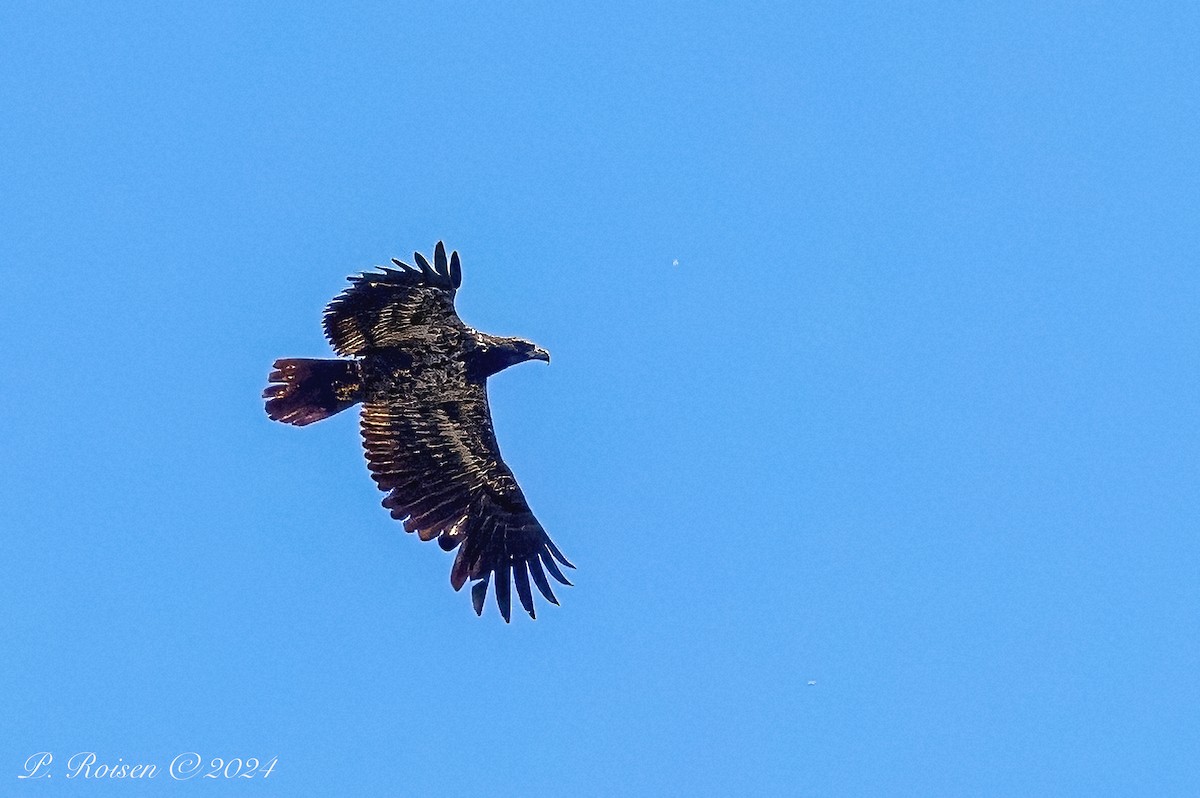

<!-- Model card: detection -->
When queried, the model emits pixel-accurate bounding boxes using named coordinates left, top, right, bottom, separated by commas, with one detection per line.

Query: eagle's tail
left=263, top=358, right=363, bottom=426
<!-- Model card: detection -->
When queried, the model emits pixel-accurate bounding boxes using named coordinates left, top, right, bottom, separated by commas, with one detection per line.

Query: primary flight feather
left=263, top=241, right=572, bottom=621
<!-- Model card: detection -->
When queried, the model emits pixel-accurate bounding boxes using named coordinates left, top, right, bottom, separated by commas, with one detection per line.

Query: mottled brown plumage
left=264, top=242, right=571, bottom=621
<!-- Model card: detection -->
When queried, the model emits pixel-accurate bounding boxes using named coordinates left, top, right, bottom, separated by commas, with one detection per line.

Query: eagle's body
left=263, top=242, right=572, bottom=621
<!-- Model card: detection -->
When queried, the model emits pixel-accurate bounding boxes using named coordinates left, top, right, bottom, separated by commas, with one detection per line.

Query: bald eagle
left=263, top=242, right=572, bottom=621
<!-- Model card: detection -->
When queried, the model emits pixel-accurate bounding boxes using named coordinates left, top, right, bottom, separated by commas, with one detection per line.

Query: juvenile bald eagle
left=263, top=242, right=572, bottom=621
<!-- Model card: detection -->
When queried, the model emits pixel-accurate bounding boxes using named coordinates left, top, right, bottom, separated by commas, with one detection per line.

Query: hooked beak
left=531, top=347, right=551, bottom=363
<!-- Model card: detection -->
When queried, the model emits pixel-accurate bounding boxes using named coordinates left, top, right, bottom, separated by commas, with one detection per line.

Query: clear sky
left=2, top=2, right=1198, bottom=795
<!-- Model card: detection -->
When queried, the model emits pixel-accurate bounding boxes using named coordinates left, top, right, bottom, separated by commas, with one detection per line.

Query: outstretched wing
left=360, top=388, right=574, bottom=621
left=323, top=241, right=465, bottom=356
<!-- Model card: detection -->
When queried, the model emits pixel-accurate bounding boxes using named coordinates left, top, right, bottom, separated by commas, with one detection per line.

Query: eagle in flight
left=263, top=242, right=572, bottom=621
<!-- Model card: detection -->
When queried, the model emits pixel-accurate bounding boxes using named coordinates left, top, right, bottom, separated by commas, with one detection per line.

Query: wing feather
left=527, top=557, right=559, bottom=605
left=323, top=242, right=464, bottom=357
left=494, top=566, right=512, bottom=623
left=541, top=552, right=573, bottom=586
left=471, top=577, right=489, bottom=616
left=512, top=562, right=535, bottom=619
left=360, top=387, right=572, bottom=621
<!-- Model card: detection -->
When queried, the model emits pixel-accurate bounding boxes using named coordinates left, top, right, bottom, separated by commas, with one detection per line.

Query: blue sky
left=2, top=1, right=1198, bottom=795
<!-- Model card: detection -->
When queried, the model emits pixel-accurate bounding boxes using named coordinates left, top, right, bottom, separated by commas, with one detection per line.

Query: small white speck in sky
left=672, top=259, right=679, bottom=266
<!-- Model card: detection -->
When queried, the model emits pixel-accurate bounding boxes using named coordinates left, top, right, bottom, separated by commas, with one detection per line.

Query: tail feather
left=264, top=358, right=363, bottom=426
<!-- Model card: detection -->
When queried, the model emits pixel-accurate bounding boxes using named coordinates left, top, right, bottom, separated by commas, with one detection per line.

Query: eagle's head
left=516, top=338, right=551, bottom=365
left=474, top=334, right=550, bottom=377
left=502, top=337, right=550, bottom=367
